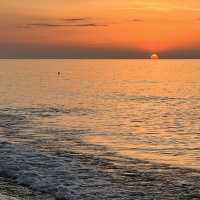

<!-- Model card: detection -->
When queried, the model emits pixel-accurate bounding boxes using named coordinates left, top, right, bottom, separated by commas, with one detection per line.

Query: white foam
left=0, top=142, right=125, bottom=200
left=0, top=194, right=19, bottom=200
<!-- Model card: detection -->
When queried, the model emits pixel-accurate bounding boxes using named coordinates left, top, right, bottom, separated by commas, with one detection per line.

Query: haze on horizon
left=1, top=0, right=200, bottom=58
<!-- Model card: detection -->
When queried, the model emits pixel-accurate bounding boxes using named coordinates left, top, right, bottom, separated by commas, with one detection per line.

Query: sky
left=1, top=0, right=200, bottom=58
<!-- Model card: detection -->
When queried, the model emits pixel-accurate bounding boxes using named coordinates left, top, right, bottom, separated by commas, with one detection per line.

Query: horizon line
left=0, top=57, right=200, bottom=60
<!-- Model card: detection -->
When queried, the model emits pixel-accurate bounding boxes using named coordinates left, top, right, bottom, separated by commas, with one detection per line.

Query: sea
left=0, top=59, right=200, bottom=199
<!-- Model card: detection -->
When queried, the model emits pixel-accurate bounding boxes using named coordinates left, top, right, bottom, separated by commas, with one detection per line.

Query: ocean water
left=0, top=59, right=200, bottom=199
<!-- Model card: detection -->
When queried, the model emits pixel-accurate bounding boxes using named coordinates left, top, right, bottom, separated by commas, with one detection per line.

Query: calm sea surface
left=0, top=59, right=200, bottom=199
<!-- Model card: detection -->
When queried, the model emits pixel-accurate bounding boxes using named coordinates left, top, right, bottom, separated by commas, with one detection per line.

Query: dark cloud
left=0, top=43, right=148, bottom=59
left=70, top=23, right=107, bottom=27
left=131, top=19, right=144, bottom=22
left=160, top=47, right=200, bottom=59
left=62, top=18, right=90, bottom=21
left=26, top=22, right=107, bottom=28
left=28, top=23, right=66, bottom=27
left=1, top=42, right=200, bottom=58
left=19, top=16, right=107, bottom=29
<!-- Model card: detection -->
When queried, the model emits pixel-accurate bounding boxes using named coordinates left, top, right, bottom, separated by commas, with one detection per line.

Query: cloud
left=0, top=43, right=148, bottom=59
left=19, top=16, right=108, bottom=29
left=131, top=19, right=144, bottom=22
left=26, top=23, right=107, bottom=28
left=61, top=17, right=107, bottom=26
left=70, top=23, right=107, bottom=27
left=62, top=18, right=90, bottom=21
left=28, top=23, right=66, bottom=27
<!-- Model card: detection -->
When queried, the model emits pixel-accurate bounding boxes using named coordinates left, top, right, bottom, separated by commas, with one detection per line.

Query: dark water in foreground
left=0, top=59, right=200, bottom=199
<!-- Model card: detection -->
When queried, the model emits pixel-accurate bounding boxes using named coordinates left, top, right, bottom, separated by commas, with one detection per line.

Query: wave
left=0, top=106, right=95, bottom=118
left=0, top=142, right=125, bottom=200
left=0, top=141, right=200, bottom=200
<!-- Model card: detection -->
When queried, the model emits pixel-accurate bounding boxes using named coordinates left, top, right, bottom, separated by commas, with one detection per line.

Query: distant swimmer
left=58, top=72, right=61, bottom=76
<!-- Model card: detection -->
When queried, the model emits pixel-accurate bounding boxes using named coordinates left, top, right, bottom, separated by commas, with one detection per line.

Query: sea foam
left=0, top=142, right=129, bottom=200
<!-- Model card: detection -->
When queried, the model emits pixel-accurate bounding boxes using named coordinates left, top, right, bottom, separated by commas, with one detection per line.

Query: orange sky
left=1, top=0, right=200, bottom=58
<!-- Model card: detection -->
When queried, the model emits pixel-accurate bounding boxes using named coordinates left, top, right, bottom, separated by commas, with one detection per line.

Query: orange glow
left=1, top=1, right=200, bottom=57
left=151, top=53, right=159, bottom=59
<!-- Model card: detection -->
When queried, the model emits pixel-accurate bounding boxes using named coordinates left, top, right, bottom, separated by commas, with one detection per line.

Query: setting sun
left=151, top=53, right=159, bottom=59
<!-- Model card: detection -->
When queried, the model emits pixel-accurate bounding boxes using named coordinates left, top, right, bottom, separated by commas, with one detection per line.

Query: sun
left=151, top=53, right=159, bottom=59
